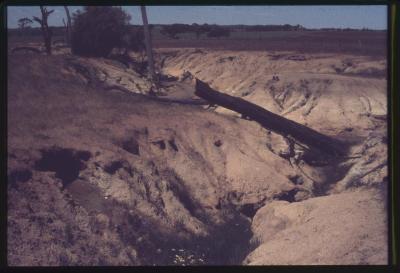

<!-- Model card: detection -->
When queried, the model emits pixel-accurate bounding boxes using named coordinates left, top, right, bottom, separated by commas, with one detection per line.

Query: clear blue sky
left=7, top=5, right=387, bottom=30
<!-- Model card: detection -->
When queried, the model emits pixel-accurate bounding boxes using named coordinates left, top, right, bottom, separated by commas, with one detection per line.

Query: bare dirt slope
left=7, top=46, right=387, bottom=265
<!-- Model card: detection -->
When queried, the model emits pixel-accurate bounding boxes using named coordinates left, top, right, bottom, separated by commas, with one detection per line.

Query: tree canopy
left=71, top=6, right=132, bottom=57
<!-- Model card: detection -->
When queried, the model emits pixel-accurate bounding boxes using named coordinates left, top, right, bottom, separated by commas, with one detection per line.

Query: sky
left=7, top=5, right=387, bottom=30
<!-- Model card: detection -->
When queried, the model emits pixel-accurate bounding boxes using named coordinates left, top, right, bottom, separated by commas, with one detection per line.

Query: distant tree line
left=10, top=25, right=57, bottom=36
left=160, top=23, right=230, bottom=39
left=9, top=22, right=382, bottom=40
left=318, top=27, right=373, bottom=31
left=234, top=24, right=306, bottom=31
left=8, top=23, right=312, bottom=38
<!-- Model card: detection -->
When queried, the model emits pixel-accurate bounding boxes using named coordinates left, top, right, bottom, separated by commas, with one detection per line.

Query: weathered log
left=195, top=78, right=347, bottom=156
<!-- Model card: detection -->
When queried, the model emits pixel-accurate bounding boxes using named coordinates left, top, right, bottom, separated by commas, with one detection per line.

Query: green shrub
left=71, top=6, right=131, bottom=57
left=121, top=27, right=145, bottom=53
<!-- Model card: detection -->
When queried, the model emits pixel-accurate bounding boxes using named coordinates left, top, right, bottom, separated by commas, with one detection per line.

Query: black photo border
left=0, top=0, right=398, bottom=272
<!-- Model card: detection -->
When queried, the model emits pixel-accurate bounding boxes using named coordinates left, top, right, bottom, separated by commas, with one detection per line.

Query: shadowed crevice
left=34, top=147, right=91, bottom=187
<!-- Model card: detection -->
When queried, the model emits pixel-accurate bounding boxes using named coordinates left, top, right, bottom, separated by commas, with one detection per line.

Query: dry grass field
left=151, top=30, right=386, bottom=57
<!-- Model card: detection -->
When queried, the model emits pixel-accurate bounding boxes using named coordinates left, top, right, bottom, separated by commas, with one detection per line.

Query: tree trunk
left=34, top=6, right=53, bottom=55
left=63, top=6, right=72, bottom=46
left=195, top=79, right=347, bottom=156
left=44, top=33, right=52, bottom=55
left=140, top=6, right=157, bottom=84
left=40, top=6, right=51, bottom=55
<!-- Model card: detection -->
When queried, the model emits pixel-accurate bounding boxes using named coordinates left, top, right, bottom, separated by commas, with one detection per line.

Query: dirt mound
left=7, top=50, right=387, bottom=265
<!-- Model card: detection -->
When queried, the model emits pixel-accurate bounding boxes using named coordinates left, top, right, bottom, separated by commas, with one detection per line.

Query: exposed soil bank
left=7, top=48, right=387, bottom=265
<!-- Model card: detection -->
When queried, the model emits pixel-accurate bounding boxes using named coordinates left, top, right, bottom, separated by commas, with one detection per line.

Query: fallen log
left=195, top=78, right=347, bottom=156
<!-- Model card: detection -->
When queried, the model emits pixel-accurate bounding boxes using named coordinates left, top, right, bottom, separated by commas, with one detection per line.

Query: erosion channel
left=7, top=47, right=388, bottom=265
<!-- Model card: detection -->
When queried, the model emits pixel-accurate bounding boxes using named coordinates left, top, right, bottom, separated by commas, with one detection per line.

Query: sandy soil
left=7, top=44, right=388, bottom=265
